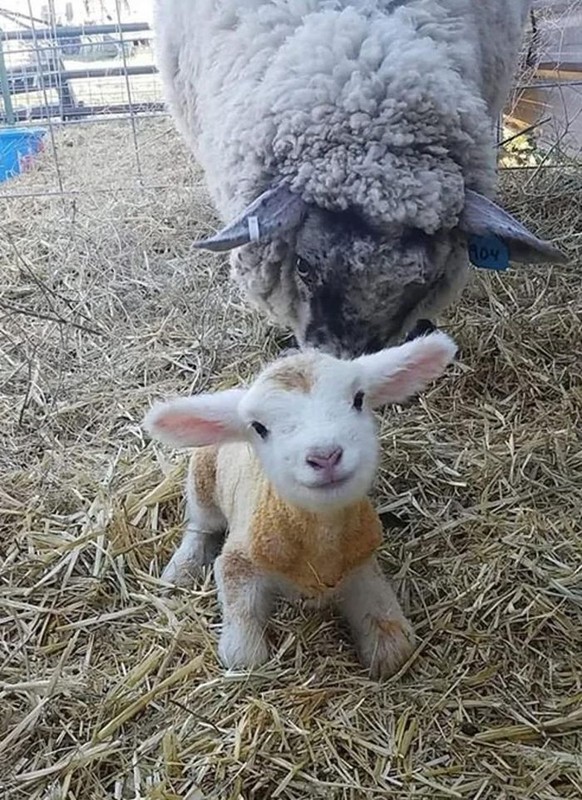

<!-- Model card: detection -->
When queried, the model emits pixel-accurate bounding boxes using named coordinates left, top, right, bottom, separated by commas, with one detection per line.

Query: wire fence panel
left=0, top=4, right=164, bottom=197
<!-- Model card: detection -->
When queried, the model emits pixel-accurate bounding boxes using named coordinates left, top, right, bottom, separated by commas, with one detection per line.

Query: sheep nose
left=306, top=447, right=343, bottom=471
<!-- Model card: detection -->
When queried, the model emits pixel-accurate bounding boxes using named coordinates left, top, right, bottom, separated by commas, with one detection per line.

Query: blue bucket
left=0, top=127, right=47, bottom=183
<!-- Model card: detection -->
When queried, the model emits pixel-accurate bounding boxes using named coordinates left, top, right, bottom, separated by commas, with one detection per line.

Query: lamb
left=144, top=330, right=457, bottom=677
left=153, top=0, right=566, bottom=358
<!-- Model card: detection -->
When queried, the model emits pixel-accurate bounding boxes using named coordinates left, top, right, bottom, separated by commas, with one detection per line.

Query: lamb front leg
left=214, top=549, right=274, bottom=669
left=162, top=449, right=226, bottom=587
left=161, top=498, right=225, bottom=587
left=337, top=558, right=415, bottom=679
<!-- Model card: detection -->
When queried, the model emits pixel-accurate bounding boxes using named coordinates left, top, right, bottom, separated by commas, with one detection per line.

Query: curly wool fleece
left=175, top=0, right=518, bottom=233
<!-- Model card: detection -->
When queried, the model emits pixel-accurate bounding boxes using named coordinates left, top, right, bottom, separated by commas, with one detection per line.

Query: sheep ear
left=459, top=189, right=568, bottom=264
left=143, top=388, right=248, bottom=447
left=357, top=331, right=457, bottom=407
left=193, top=184, right=308, bottom=252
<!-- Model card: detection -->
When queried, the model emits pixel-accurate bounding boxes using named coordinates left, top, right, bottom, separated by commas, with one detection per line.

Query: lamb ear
left=143, top=388, right=248, bottom=448
left=357, top=331, right=457, bottom=407
left=193, top=184, right=308, bottom=252
left=459, top=189, right=568, bottom=264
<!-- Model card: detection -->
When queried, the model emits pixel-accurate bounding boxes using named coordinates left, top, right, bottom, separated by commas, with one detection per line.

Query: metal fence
left=0, top=1, right=581, bottom=200
left=0, top=22, right=160, bottom=122
left=0, top=3, right=164, bottom=199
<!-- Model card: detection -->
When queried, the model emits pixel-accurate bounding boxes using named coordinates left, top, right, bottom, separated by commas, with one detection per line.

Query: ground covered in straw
left=0, top=118, right=581, bottom=799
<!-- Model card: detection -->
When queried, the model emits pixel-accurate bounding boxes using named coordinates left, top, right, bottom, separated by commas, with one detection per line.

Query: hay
left=0, top=117, right=581, bottom=800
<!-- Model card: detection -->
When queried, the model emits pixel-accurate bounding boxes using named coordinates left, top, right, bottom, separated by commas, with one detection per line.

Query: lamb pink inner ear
left=155, top=411, right=228, bottom=446
left=363, top=333, right=457, bottom=406
left=393, top=351, right=450, bottom=400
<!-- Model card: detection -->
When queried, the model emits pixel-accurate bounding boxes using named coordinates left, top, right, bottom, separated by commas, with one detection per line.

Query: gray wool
left=154, top=0, right=533, bottom=355
left=156, top=0, right=529, bottom=225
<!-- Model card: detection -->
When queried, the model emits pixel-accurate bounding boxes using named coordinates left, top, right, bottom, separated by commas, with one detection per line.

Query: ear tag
left=468, top=234, right=509, bottom=271
left=247, top=215, right=260, bottom=242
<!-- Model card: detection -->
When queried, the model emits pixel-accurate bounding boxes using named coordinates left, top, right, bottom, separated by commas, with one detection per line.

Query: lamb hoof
left=218, top=625, right=269, bottom=670
left=161, top=530, right=223, bottom=587
left=359, top=617, right=416, bottom=680
left=161, top=554, right=201, bottom=587
left=405, top=319, right=436, bottom=342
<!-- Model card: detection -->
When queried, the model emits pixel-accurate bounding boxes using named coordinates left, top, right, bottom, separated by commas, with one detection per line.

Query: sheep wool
left=157, top=0, right=525, bottom=228
left=154, top=2, right=564, bottom=358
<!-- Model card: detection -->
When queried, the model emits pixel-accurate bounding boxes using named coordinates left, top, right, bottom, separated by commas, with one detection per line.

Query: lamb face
left=145, top=331, right=458, bottom=513
left=237, top=332, right=456, bottom=510
left=238, top=353, right=381, bottom=512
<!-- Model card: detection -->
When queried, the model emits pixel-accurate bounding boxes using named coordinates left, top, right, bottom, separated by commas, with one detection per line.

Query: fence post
left=0, top=33, right=16, bottom=125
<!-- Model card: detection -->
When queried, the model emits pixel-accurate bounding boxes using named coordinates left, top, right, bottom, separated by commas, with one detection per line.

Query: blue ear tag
left=468, top=234, right=510, bottom=271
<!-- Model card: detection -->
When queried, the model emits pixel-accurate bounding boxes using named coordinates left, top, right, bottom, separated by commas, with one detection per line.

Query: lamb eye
left=251, top=421, right=269, bottom=439
left=352, top=391, right=365, bottom=411
left=295, top=256, right=311, bottom=281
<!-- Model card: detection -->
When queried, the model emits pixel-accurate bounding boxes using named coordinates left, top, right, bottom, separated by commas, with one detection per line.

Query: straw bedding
left=0, top=118, right=580, bottom=799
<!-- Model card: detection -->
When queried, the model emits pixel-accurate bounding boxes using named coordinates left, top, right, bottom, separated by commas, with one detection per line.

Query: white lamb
left=154, top=0, right=566, bottom=358
left=144, top=331, right=457, bottom=677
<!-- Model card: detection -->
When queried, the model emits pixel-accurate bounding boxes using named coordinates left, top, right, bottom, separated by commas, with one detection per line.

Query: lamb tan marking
left=376, top=618, right=406, bottom=638
left=218, top=549, right=256, bottom=591
left=144, top=331, right=457, bottom=678
left=267, top=362, right=314, bottom=394
left=250, top=484, right=382, bottom=594
left=192, top=445, right=218, bottom=507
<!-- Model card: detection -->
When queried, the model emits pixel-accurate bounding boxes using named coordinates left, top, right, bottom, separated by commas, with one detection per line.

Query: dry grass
left=0, top=117, right=581, bottom=800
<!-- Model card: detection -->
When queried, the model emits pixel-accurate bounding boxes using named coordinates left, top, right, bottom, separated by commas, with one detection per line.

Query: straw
left=0, top=116, right=580, bottom=799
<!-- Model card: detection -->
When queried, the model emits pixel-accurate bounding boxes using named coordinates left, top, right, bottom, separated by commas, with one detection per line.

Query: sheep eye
left=251, top=421, right=269, bottom=439
left=295, top=256, right=312, bottom=281
left=352, top=391, right=365, bottom=411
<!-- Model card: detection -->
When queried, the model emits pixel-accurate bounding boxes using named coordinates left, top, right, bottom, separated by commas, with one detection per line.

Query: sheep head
left=193, top=184, right=567, bottom=358
left=145, top=331, right=457, bottom=513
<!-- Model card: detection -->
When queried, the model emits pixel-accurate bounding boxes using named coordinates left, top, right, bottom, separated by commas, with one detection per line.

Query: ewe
left=154, top=0, right=565, bottom=357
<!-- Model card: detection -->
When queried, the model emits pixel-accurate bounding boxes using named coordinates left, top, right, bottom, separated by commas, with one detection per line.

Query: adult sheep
left=154, top=0, right=566, bottom=357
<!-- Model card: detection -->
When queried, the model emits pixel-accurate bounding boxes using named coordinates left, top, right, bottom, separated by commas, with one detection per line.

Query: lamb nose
left=306, top=447, right=343, bottom=470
